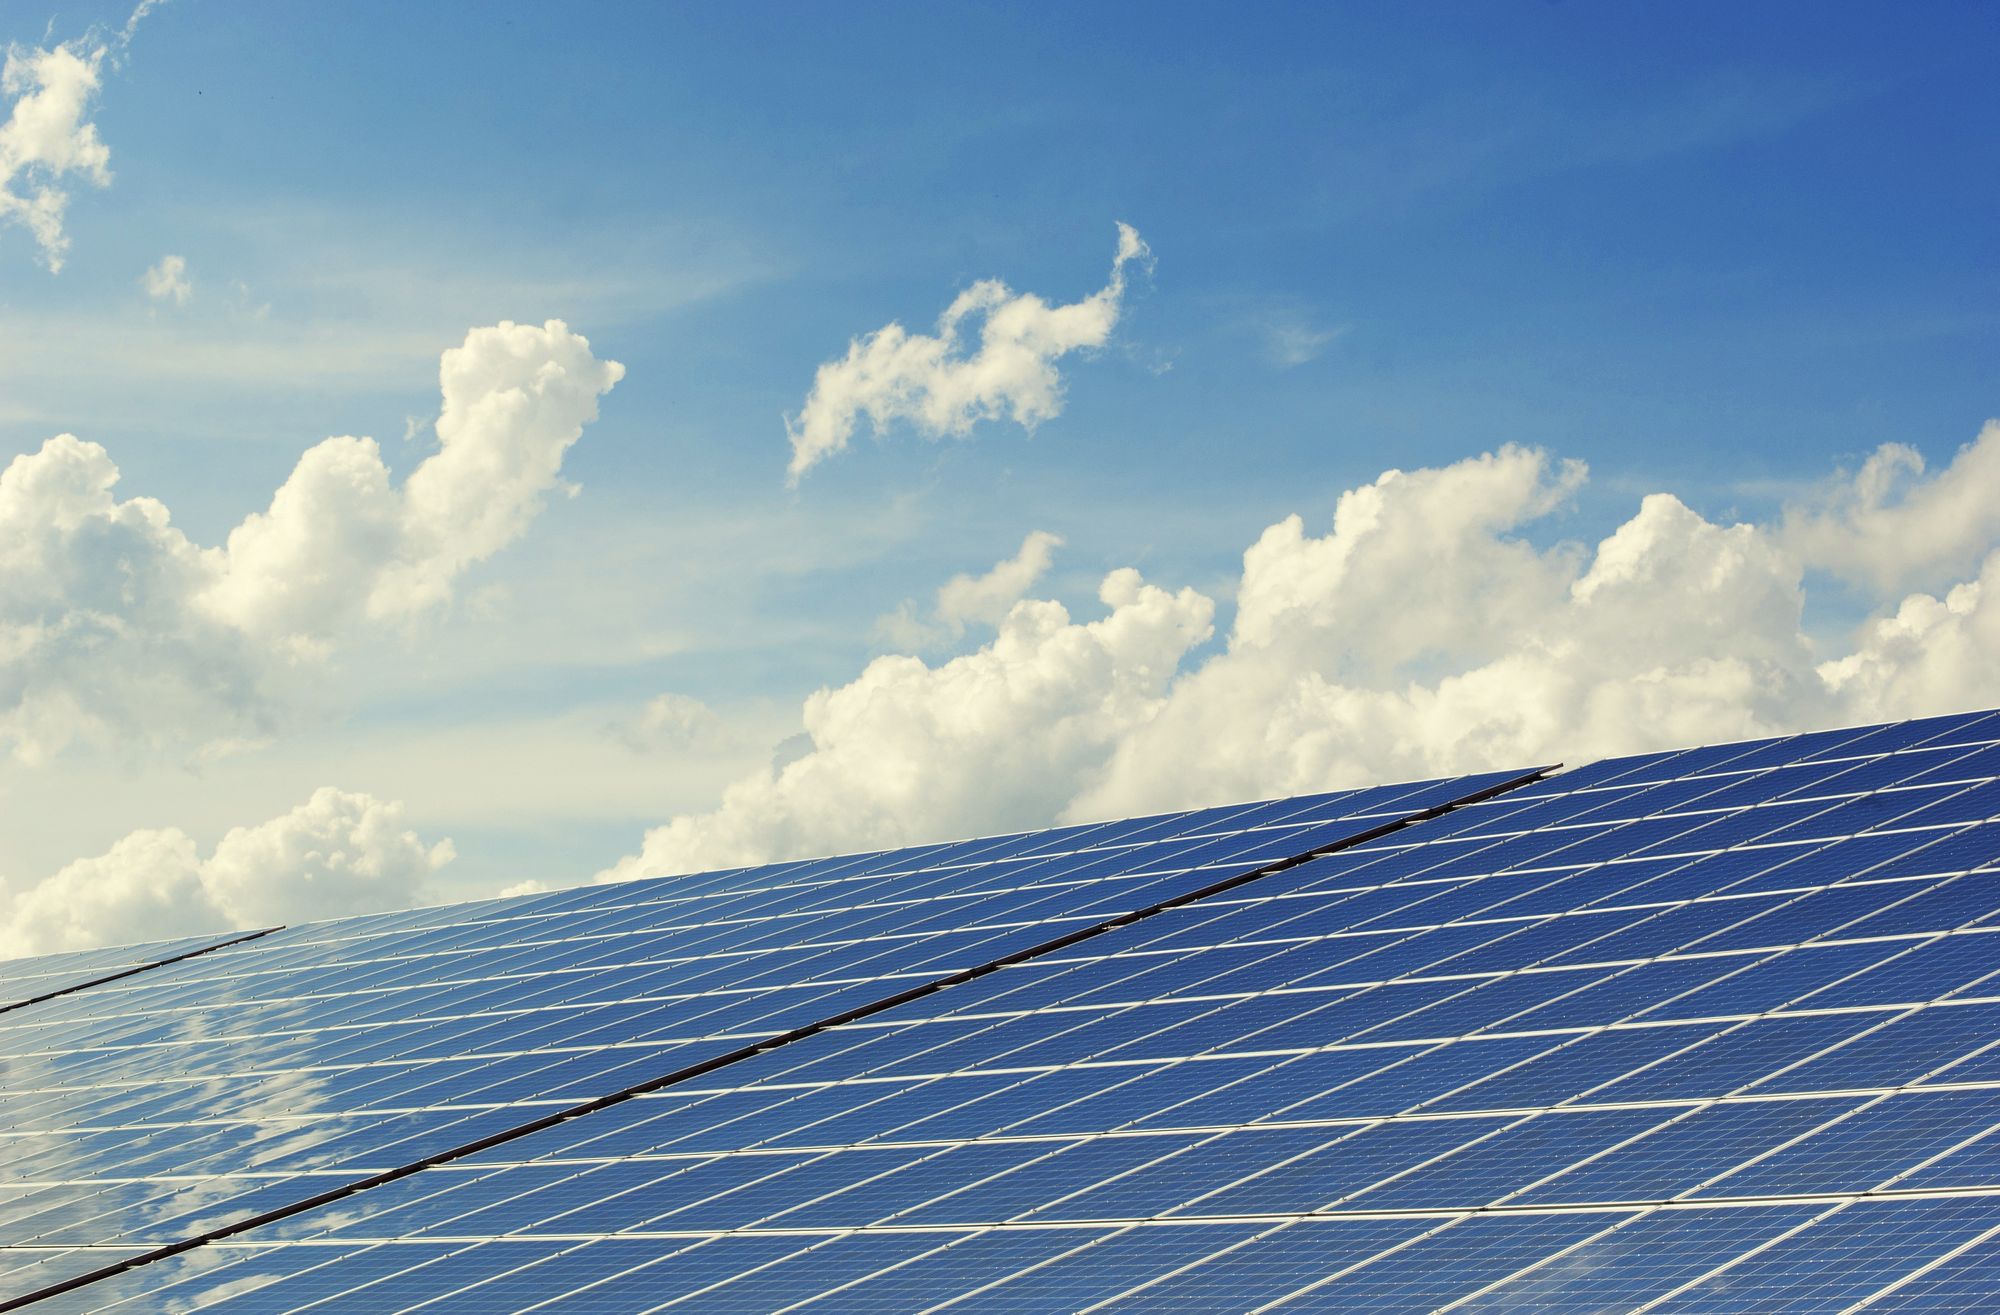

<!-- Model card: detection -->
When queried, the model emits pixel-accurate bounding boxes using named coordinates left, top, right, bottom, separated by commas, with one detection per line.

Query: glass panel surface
left=12, top=711, right=2000, bottom=1312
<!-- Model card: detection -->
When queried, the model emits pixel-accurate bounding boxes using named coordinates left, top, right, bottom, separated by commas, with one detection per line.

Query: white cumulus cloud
left=785, top=223, right=1151, bottom=483
left=0, top=319, right=622, bottom=763
left=600, top=567, right=1213, bottom=879
left=0, top=787, right=453, bottom=958
left=0, top=40, right=113, bottom=271
left=938, top=529, right=1066, bottom=631
left=1820, top=554, right=2000, bottom=724
left=0, top=0, right=169, bottom=271
left=1784, top=421, right=2000, bottom=597
left=141, top=252, right=191, bottom=304
left=876, top=529, right=1065, bottom=649
left=612, top=422, right=2000, bottom=877
left=1080, top=469, right=1823, bottom=818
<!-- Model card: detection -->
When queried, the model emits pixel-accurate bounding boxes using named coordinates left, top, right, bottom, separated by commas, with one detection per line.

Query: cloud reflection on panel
left=0, top=960, right=448, bottom=1307
left=0, top=973, right=337, bottom=1252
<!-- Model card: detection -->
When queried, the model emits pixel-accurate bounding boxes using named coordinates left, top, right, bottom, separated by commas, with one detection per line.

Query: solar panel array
left=0, top=770, right=1525, bottom=1310
left=5, top=711, right=2000, bottom=1312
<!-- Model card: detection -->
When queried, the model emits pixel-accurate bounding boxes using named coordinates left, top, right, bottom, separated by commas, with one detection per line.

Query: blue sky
left=3, top=1, right=1998, bottom=947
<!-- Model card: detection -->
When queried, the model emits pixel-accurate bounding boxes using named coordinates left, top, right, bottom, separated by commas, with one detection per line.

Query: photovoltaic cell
left=7, top=708, right=2000, bottom=1311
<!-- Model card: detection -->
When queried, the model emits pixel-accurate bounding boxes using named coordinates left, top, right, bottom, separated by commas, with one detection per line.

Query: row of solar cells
left=19, top=1196, right=2000, bottom=1314
left=0, top=935, right=262, bottom=1013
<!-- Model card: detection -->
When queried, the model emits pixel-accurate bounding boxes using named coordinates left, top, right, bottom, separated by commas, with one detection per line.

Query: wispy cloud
left=140, top=252, right=192, bottom=305
left=0, top=1, right=165, bottom=271
left=0, top=207, right=766, bottom=412
left=786, top=223, right=1152, bottom=483
left=0, top=40, right=112, bottom=270
left=1297, top=68, right=1844, bottom=225
left=1256, top=303, right=1346, bottom=368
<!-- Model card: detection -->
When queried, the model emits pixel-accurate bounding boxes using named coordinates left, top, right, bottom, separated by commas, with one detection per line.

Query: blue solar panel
left=7, top=710, right=2000, bottom=1311
left=0, top=771, right=1527, bottom=1310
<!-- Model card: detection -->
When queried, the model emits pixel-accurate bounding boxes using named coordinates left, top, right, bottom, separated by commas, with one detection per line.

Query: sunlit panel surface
left=0, top=772, right=1522, bottom=1309
left=10, top=711, right=2000, bottom=1311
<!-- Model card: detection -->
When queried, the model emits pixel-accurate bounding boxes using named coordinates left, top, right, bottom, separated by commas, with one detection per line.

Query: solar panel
left=0, top=770, right=1530, bottom=1310
left=6, top=709, right=2000, bottom=1311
